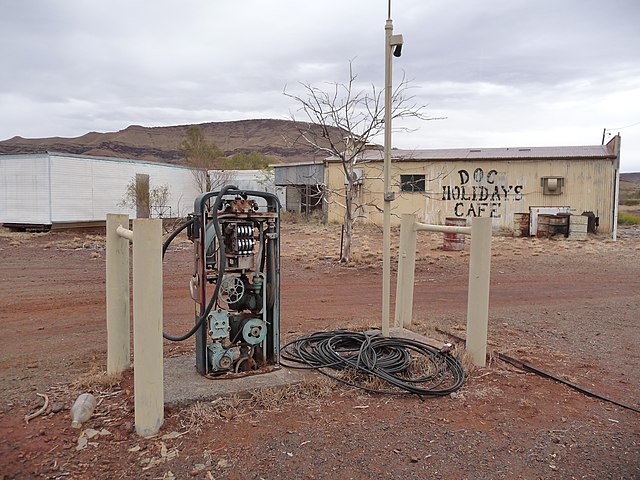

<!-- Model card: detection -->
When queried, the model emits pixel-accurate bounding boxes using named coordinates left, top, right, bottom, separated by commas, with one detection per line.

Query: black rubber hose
left=162, top=185, right=237, bottom=341
left=161, top=217, right=195, bottom=259
left=281, top=330, right=465, bottom=396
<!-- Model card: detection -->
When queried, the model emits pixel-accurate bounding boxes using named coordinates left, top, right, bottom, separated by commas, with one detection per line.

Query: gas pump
left=164, top=185, right=280, bottom=376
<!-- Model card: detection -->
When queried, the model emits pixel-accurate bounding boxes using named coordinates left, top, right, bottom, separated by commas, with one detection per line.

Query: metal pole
left=466, top=217, right=492, bottom=367
left=106, top=214, right=130, bottom=375
left=382, top=15, right=393, bottom=337
left=132, top=218, right=164, bottom=437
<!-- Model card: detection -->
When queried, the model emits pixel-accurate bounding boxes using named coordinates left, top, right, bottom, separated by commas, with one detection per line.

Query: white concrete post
left=106, top=214, right=130, bottom=375
left=395, top=214, right=417, bottom=328
left=132, top=218, right=164, bottom=437
left=466, top=217, right=492, bottom=367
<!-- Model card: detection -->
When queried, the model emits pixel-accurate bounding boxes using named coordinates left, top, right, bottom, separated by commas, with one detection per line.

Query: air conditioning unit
left=344, top=168, right=364, bottom=185
left=541, top=176, right=564, bottom=195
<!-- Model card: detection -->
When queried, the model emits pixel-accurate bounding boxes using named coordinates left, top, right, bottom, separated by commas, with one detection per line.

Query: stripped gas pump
left=164, top=185, right=280, bottom=376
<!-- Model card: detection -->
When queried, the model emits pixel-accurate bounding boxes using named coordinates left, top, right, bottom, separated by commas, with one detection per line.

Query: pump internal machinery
left=184, top=186, right=280, bottom=376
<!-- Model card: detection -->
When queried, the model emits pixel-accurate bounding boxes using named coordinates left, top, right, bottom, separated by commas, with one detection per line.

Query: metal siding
left=0, top=156, right=51, bottom=224
left=275, top=164, right=323, bottom=186
left=135, top=164, right=201, bottom=218
left=90, top=160, right=135, bottom=219
left=49, top=155, right=202, bottom=222
left=50, top=157, right=95, bottom=221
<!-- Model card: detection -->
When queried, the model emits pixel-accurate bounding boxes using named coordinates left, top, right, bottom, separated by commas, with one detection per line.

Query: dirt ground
left=0, top=222, right=639, bottom=479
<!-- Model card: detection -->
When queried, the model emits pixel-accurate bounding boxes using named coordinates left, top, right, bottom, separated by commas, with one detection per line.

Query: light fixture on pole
left=382, top=0, right=403, bottom=337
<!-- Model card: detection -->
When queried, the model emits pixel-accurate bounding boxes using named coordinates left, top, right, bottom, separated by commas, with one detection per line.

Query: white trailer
left=0, top=152, right=201, bottom=228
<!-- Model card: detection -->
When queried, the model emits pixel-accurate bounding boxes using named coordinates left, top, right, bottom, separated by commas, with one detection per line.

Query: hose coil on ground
left=281, top=330, right=465, bottom=396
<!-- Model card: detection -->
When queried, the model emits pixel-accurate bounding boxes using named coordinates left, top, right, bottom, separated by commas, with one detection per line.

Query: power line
left=606, top=120, right=640, bottom=131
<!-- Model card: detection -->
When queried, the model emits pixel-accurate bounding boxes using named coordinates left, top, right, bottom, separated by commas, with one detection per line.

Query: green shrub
left=618, top=211, right=640, bottom=225
left=622, top=199, right=640, bottom=206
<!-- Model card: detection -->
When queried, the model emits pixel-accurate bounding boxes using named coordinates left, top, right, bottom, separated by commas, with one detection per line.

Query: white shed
left=208, top=169, right=275, bottom=192
left=208, top=169, right=278, bottom=210
left=0, top=152, right=202, bottom=228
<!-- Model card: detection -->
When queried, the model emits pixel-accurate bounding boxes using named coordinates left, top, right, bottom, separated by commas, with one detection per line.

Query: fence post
left=106, top=214, right=130, bottom=375
left=466, top=217, right=492, bottom=367
left=395, top=214, right=417, bottom=328
left=132, top=218, right=164, bottom=437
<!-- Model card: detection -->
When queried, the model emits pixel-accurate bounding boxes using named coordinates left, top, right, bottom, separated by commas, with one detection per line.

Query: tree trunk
left=340, top=180, right=355, bottom=263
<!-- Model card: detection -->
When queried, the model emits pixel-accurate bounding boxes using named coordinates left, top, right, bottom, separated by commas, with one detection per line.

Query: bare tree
left=209, top=170, right=236, bottom=191
left=119, top=175, right=171, bottom=219
left=284, top=62, right=433, bottom=263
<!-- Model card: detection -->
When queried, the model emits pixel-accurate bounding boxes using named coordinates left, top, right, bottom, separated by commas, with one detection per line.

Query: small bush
left=618, top=211, right=640, bottom=225
left=622, top=199, right=640, bottom=206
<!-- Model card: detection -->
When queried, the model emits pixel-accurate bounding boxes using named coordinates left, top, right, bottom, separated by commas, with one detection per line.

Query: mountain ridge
left=0, top=119, right=346, bottom=165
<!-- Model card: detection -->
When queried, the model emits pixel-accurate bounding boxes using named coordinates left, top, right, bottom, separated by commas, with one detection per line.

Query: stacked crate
left=569, top=214, right=588, bottom=240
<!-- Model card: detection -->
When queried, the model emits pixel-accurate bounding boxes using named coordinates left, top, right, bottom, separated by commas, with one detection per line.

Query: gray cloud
left=0, top=0, right=638, bottom=170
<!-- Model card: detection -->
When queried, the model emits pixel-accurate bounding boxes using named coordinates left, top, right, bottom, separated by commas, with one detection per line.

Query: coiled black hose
left=281, top=330, right=465, bottom=396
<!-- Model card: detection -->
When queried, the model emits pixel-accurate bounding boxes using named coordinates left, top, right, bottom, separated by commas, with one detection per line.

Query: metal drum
left=443, top=217, right=467, bottom=251
left=548, top=214, right=570, bottom=237
left=536, top=214, right=552, bottom=238
left=513, top=212, right=530, bottom=237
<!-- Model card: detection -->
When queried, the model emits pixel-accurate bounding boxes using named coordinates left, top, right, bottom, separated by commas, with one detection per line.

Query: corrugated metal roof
left=0, top=151, right=198, bottom=171
left=271, top=160, right=324, bottom=168
left=330, top=144, right=616, bottom=162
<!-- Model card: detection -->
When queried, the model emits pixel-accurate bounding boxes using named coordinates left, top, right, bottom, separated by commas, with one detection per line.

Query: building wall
left=326, top=157, right=616, bottom=233
left=0, top=155, right=51, bottom=224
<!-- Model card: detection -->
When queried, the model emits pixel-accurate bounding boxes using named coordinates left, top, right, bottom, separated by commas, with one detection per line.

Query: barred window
left=400, top=174, right=425, bottom=192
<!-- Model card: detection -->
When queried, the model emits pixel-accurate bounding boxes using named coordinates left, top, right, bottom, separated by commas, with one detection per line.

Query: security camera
left=390, top=34, right=404, bottom=57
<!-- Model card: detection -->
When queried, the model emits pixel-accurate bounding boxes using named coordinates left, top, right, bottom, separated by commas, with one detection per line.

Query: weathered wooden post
left=395, top=214, right=417, bottom=328
left=465, top=217, right=492, bottom=367
left=107, top=216, right=164, bottom=437
left=106, top=214, right=130, bottom=375
left=132, top=218, right=164, bottom=437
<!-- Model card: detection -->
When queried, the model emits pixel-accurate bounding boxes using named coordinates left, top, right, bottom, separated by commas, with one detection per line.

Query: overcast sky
left=1, top=0, right=639, bottom=171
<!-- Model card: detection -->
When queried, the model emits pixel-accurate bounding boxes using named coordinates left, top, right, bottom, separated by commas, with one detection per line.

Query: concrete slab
left=163, top=356, right=312, bottom=407
left=163, top=328, right=445, bottom=407
left=388, top=327, right=449, bottom=349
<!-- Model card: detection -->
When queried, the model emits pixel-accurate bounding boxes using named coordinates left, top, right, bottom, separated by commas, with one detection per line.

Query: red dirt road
left=0, top=224, right=639, bottom=479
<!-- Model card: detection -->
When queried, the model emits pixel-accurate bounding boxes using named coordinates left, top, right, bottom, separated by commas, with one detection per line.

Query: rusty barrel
left=513, top=212, right=530, bottom=237
left=536, top=214, right=552, bottom=238
left=443, top=217, right=466, bottom=251
left=548, top=214, right=570, bottom=237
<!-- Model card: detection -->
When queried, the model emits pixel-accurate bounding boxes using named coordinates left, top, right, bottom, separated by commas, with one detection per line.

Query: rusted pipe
left=116, top=224, right=134, bottom=242
left=414, top=222, right=472, bottom=235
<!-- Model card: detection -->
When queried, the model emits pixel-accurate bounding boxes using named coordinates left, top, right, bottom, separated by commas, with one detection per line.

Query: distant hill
left=620, top=172, right=640, bottom=201
left=0, top=119, right=347, bottom=165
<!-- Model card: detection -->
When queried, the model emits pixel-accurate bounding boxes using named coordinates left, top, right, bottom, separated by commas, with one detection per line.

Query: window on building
left=400, top=174, right=425, bottom=192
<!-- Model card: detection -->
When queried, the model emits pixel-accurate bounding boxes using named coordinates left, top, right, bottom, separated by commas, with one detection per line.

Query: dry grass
left=44, top=235, right=105, bottom=251
left=333, top=367, right=386, bottom=392
left=453, top=345, right=476, bottom=376
left=72, top=366, right=123, bottom=393
left=250, top=375, right=336, bottom=409
left=178, top=376, right=338, bottom=433
left=179, top=396, right=243, bottom=434
left=0, top=227, right=49, bottom=245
